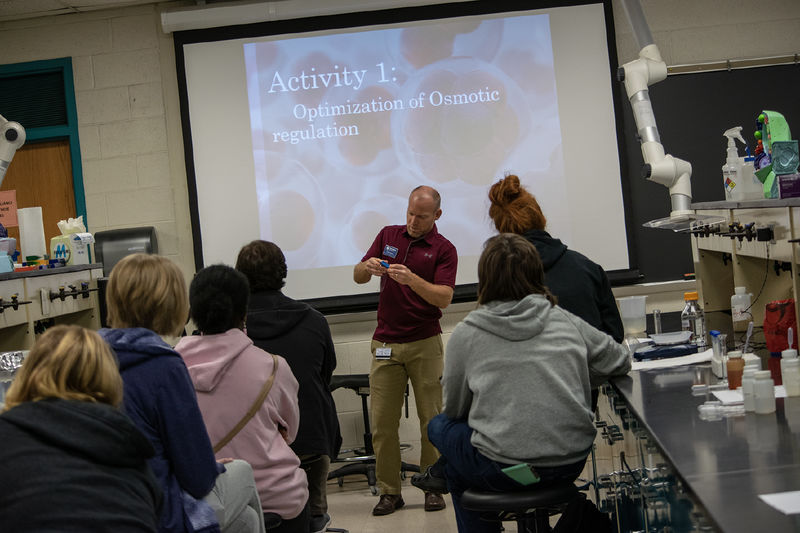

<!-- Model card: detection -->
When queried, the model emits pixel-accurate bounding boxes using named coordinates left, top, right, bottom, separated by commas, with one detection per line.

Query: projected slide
left=181, top=2, right=628, bottom=301
left=242, top=14, right=563, bottom=270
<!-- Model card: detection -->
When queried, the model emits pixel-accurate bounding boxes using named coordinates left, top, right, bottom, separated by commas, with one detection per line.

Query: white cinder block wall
left=1, top=0, right=799, bottom=451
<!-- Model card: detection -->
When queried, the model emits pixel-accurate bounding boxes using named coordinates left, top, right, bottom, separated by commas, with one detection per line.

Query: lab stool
left=460, top=481, right=579, bottom=533
left=327, top=374, right=419, bottom=495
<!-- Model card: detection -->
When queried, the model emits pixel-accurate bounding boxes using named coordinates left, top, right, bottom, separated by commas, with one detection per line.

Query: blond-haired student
left=0, top=325, right=162, bottom=532
left=100, top=253, right=264, bottom=533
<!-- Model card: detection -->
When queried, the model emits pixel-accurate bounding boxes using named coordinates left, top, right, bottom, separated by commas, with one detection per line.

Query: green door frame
left=0, top=57, right=87, bottom=224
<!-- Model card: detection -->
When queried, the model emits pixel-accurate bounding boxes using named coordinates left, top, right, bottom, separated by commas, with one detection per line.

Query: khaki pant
left=369, top=335, right=444, bottom=495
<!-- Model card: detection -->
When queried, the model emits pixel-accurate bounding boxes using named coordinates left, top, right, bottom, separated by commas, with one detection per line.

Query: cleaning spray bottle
left=723, top=127, right=748, bottom=201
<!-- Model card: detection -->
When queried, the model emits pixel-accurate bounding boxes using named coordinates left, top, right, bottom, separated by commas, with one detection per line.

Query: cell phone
left=380, top=260, right=390, bottom=268
left=501, top=464, right=540, bottom=486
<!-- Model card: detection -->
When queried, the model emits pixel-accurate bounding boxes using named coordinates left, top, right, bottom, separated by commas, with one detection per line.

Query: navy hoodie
left=100, top=327, right=221, bottom=533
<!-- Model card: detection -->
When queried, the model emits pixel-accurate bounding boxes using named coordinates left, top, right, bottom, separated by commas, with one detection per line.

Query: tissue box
left=778, top=172, right=800, bottom=199
left=50, top=233, right=92, bottom=265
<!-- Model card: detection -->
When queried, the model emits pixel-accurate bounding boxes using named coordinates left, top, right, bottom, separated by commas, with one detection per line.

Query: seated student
left=412, top=234, right=630, bottom=533
left=0, top=325, right=162, bottom=532
left=488, top=174, right=624, bottom=413
left=100, top=253, right=264, bottom=533
left=235, top=240, right=342, bottom=533
left=175, top=264, right=310, bottom=533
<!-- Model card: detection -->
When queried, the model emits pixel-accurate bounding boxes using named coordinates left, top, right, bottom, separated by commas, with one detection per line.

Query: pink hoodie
left=175, top=328, right=308, bottom=519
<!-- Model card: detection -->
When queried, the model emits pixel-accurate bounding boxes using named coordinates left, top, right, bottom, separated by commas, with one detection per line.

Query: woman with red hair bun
left=488, top=174, right=623, bottom=345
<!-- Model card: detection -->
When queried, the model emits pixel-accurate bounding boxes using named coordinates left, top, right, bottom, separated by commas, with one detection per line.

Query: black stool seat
left=461, top=481, right=578, bottom=511
left=462, top=481, right=579, bottom=533
left=329, top=374, right=370, bottom=392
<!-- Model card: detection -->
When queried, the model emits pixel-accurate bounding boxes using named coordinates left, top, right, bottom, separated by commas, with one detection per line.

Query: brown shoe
left=372, top=494, right=405, bottom=516
left=424, top=492, right=446, bottom=512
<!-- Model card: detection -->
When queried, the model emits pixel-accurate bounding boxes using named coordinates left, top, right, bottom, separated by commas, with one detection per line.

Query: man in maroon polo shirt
left=354, top=185, right=457, bottom=517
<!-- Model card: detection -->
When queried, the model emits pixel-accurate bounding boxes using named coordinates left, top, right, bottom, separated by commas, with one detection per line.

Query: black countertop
left=610, top=367, right=800, bottom=532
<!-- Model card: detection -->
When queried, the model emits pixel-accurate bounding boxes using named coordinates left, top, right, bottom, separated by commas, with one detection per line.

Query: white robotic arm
left=619, top=0, right=719, bottom=231
left=0, top=114, right=26, bottom=189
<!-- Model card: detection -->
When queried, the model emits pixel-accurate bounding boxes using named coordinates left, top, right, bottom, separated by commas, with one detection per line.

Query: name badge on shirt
left=375, top=347, right=392, bottom=359
left=383, top=245, right=399, bottom=259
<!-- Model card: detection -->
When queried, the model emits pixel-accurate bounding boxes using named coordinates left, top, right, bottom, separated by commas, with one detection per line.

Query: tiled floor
left=324, top=442, right=459, bottom=532
left=325, top=476, right=458, bottom=533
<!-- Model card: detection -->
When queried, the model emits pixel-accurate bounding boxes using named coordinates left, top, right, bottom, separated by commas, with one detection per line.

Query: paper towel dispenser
left=94, top=227, right=158, bottom=277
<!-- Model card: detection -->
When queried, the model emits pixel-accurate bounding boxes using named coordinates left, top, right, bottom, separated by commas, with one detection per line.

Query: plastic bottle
left=727, top=351, right=745, bottom=390
left=730, top=286, right=752, bottom=332
left=741, top=368, right=758, bottom=412
left=744, top=358, right=761, bottom=372
left=740, top=154, right=762, bottom=200
left=723, top=127, right=748, bottom=201
left=681, top=291, right=706, bottom=348
left=754, top=370, right=776, bottom=414
left=781, top=348, right=800, bottom=396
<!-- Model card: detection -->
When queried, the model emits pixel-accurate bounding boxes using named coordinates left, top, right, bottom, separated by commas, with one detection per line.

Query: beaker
left=617, top=295, right=647, bottom=336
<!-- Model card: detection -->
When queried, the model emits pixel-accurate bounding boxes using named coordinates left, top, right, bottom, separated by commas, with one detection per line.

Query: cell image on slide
left=243, top=14, right=565, bottom=271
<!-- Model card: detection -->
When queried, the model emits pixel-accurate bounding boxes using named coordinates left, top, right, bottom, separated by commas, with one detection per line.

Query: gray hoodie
left=442, top=294, right=630, bottom=466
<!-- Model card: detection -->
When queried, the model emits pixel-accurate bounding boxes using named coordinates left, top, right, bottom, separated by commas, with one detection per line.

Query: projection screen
left=176, top=0, right=631, bottom=307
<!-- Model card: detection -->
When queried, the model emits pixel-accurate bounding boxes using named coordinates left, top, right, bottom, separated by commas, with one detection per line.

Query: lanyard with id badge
left=376, top=344, right=392, bottom=360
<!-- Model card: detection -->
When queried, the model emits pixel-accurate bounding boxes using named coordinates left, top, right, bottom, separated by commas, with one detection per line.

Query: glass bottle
left=681, top=291, right=706, bottom=348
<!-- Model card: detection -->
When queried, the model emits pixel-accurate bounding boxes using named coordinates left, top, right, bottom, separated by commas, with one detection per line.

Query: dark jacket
left=100, top=327, right=221, bottom=533
left=245, top=290, right=342, bottom=459
left=523, top=229, right=624, bottom=342
left=0, top=398, right=162, bottom=532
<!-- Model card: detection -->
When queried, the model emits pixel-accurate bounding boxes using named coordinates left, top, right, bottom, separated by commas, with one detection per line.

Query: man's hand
left=387, top=263, right=413, bottom=285
left=364, top=257, right=389, bottom=277
left=354, top=257, right=388, bottom=283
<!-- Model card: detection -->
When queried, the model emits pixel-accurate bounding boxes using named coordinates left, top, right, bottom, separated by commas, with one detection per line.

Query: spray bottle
left=723, top=127, right=747, bottom=201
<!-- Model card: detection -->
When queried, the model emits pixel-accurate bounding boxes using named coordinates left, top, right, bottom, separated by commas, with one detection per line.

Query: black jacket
left=0, top=398, right=162, bottom=532
left=246, top=290, right=342, bottom=459
left=523, top=229, right=624, bottom=342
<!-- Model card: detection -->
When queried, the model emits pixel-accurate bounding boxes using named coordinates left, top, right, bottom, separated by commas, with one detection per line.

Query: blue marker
left=380, top=260, right=390, bottom=268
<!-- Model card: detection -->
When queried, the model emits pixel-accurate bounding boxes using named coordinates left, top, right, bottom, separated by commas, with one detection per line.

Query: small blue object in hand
left=380, top=260, right=390, bottom=268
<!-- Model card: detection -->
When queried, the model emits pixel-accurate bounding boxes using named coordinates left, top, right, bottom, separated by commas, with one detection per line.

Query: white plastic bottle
left=741, top=368, right=758, bottom=412
left=731, top=286, right=752, bottom=332
left=723, top=127, right=747, bottom=201
left=681, top=291, right=706, bottom=348
left=781, top=349, right=800, bottom=397
left=739, top=154, right=763, bottom=200
left=754, top=370, right=776, bottom=414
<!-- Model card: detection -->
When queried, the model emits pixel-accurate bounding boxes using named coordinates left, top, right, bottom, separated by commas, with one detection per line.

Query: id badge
left=375, top=347, right=392, bottom=360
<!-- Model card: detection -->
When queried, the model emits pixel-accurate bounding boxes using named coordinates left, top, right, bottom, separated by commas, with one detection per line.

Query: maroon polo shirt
left=361, top=224, right=458, bottom=344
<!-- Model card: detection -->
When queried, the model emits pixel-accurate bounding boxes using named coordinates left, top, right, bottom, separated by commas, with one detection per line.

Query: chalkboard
left=618, top=63, right=800, bottom=283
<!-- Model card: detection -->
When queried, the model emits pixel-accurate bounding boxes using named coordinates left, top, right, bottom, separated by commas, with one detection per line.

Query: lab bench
left=596, top=365, right=800, bottom=532
left=0, top=264, right=103, bottom=351
left=691, top=198, right=800, bottom=356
